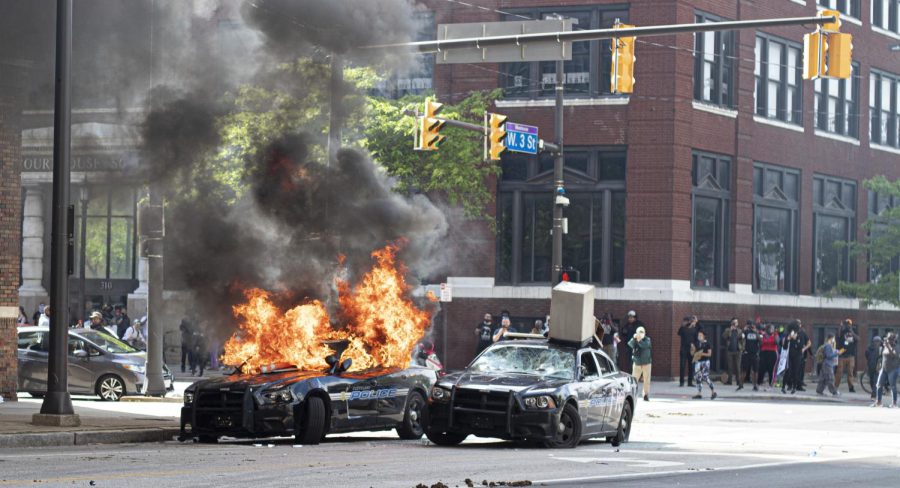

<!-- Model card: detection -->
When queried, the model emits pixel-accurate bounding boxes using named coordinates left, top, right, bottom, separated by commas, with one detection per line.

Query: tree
left=834, top=176, right=900, bottom=306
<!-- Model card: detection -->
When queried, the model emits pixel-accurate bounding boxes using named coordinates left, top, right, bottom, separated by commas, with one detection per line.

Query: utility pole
left=552, top=58, right=565, bottom=285
left=144, top=185, right=166, bottom=396
left=34, top=0, right=78, bottom=426
left=328, top=54, right=343, bottom=166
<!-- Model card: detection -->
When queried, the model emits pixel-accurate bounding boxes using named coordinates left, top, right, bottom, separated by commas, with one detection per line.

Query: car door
left=17, top=331, right=49, bottom=392
left=66, top=335, right=96, bottom=394
left=594, top=351, right=625, bottom=433
left=576, top=351, right=605, bottom=434
left=334, top=372, right=382, bottom=428
left=370, top=368, right=408, bottom=425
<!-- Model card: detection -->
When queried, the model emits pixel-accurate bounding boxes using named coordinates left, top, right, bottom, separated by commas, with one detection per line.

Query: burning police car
left=425, top=282, right=638, bottom=448
left=180, top=353, right=437, bottom=444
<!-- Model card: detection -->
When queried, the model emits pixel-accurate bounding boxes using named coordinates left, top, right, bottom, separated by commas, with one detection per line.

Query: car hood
left=190, top=369, right=327, bottom=391
left=440, top=371, right=571, bottom=393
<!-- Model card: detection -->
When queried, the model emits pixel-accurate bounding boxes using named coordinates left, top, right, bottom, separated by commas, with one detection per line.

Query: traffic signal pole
left=552, top=59, right=564, bottom=284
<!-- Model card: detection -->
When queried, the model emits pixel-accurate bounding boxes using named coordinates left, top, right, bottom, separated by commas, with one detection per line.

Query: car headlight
left=523, top=395, right=556, bottom=410
left=184, top=391, right=195, bottom=405
left=262, top=388, right=294, bottom=404
left=123, top=364, right=145, bottom=374
left=431, top=386, right=451, bottom=403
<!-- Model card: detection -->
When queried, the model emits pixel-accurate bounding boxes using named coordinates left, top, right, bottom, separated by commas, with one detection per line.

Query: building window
left=867, top=190, right=900, bottom=282
left=496, top=148, right=626, bottom=285
left=873, top=0, right=900, bottom=32
left=74, top=187, right=137, bottom=280
left=755, top=34, right=803, bottom=125
left=813, top=175, right=856, bottom=293
left=870, top=70, right=900, bottom=147
left=814, top=64, right=859, bottom=137
left=502, top=6, right=629, bottom=98
left=753, top=163, right=800, bottom=293
left=819, top=0, right=860, bottom=19
left=692, top=151, right=730, bottom=289
left=693, top=12, right=735, bottom=108
left=371, top=12, right=434, bottom=98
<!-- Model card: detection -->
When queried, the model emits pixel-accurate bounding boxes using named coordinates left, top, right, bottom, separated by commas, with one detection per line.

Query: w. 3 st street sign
left=505, top=122, right=539, bottom=155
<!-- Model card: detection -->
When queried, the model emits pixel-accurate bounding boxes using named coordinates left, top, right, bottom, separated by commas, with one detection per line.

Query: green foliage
left=834, top=175, right=900, bottom=306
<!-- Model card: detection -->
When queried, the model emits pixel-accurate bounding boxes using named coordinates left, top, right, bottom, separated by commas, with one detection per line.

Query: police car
left=425, top=336, right=636, bottom=448
left=180, top=347, right=437, bottom=444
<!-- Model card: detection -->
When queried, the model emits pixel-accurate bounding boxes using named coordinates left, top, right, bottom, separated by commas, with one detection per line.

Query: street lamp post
left=33, top=0, right=79, bottom=426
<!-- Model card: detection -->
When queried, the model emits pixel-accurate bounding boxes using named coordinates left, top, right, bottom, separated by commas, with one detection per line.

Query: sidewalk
left=0, top=399, right=180, bottom=448
left=649, top=378, right=875, bottom=404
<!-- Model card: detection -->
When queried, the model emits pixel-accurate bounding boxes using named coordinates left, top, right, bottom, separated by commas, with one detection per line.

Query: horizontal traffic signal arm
left=402, top=109, right=561, bottom=154
left=365, top=15, right=838, bottom=52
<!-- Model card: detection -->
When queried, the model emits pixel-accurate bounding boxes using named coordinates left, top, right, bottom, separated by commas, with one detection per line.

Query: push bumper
left=179, top=390, right=296, bottom=440
left=428, top=400, right=560, bottom=441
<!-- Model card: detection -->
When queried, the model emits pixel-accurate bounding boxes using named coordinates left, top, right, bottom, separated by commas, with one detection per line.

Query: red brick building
left=423, top=0, right=900, bottom=378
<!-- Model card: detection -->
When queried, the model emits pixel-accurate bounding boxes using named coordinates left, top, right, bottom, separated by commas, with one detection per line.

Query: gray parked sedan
left=17, top=326, right=174, bottom=401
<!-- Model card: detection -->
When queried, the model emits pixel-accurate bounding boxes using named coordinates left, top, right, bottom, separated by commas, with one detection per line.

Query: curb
left=656, top=391, right=864, bottom=404
left=121, top=396, right=183, bottom=403
left=0, top=428, right=180, bottom=448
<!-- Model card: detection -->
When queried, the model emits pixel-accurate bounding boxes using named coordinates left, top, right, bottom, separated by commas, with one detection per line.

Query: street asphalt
left=0, top=384, right=897, bottom=488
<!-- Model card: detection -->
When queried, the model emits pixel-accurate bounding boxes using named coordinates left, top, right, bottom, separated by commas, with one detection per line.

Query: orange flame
left=221, top=243, right=430, bottom=373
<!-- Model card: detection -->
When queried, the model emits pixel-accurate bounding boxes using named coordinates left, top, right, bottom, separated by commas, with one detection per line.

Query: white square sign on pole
left=440, top=283, right=452, bottom=302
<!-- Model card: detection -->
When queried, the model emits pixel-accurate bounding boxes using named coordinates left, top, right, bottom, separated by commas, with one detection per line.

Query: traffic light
left=610, top=23, right=636, bottom=94
left=803, top=10, right=852, bottom=80
left=488, top=113, right=508, bottom=160
left=419, top=99, right=446, bottom=151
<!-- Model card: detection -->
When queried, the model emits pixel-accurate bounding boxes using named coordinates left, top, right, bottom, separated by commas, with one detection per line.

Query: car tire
left=396, top=391, right=427, bottom=440
left=196, top=435, right=219, bottom=444
left=96, top=374, right=125, bottom=402
left=608, top=401, right=632, bottom=447
left=545, top=402, right=582, bottom=449
left=424, top=429, right=467, bottom=446
left=295, top=396, right=327, bottom=445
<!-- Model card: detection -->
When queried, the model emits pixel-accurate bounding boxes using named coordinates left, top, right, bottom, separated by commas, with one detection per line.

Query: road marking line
left=535, top=452, right=873, bottom=484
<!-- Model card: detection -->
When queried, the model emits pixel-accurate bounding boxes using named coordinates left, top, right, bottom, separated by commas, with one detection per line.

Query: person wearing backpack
left=742, top=321, right=761, bottom=391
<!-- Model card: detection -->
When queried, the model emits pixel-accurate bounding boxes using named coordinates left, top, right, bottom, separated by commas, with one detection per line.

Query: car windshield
left=469, top=344, right=575, bottom=379
left=78, top=330, right=139, bottom=354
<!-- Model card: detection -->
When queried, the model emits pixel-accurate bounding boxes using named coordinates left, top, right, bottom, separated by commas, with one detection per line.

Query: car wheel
left=196, top=435, right=219, bottom=444
left=396, top=391, right=427, bottom=440
left=545, top=403, right=582, bottom=449
left=295, top=396, right=327, bottom=445
left=96, top=375, right=125, bottom=402
left=609, top=401, right=632, bottom=447
left=424, top=429, right=467, bottom=446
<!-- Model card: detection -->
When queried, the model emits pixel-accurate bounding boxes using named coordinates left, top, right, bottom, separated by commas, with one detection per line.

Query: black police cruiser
left=180, top=352, right=437, bottom=444
left=425, top=335, right=637, bottom=448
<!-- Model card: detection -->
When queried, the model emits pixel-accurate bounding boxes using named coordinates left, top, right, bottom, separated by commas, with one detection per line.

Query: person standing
left=816, top=334, right=840, bottom=396
left=742, top=321, right=761, bottom=391
left=628, top=326, right=652, bottom=401
left=492, top=316, right=515, bottom=343
left=123, top=319, right=146, bottom=350
left=759, top=324, right=779, bottom=390
left=180, top=319, right=194, bottom=373
left=32, top=303, right=45, bottom=325
left=873, top=332, right=899, bottom=408
left=38, top=306, right=51, bottom=328
left=620, top=311, right=643, bottom=371
left=691, top=330, right=717, bottom=400
left=677, top=315, right=701, bottom=387
left=474, top=313, right=494, bottom=356
left=88, top=311, right=105, bottom=331
left=724, top=318, right=745, bottom=389
left=192, top=328, right=209, bottom=377
left=865, top=336, right=884, bottom=400
left=782, top=321, right=804, bottom=394
left=113, top=305, right=131, bottom=340
left=834, top=319, right=859, bottom=392
left=17, top=306, right=29, bottom=325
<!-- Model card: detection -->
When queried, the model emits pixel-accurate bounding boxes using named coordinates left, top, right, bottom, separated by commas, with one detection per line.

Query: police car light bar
left=504, top=332, right=547, bottom=340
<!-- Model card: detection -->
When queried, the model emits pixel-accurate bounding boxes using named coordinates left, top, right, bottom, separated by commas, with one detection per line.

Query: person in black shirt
left=620, top=310, right=643, bottom=372
left=691, top=330, right=717, bottom=400
left=835, top=318, right=859, bottom=392
left=724, top=318, right=744, bottom=388
left=797, top=322, right=812, bottom=390
left=492, top=316, right=516, bottom=342
left=677, top=315, right=701, bottom=386
left=782, top=320, right=804, bottom=394
left=474, top=313, right=494, bottom=356
left=742, top=321, right=761, bottom=391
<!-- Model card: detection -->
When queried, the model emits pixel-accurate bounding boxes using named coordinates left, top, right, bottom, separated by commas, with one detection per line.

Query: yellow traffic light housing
left=803, top=10, right=852, bottom=80
left=488, top=113, right=508, bottom=161
left=610, top=22, right=636, bottom=94
left=418, top=99, right=446, bottom=151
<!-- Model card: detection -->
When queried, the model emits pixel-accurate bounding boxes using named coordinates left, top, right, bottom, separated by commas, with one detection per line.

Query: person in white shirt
left=123, top=319, right=146, bottom=349
left=38, top=306, right=51, bottom=328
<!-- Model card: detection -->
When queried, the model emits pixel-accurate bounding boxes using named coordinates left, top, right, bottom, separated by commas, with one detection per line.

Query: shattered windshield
left=469, top=344, right=575, bottom=379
